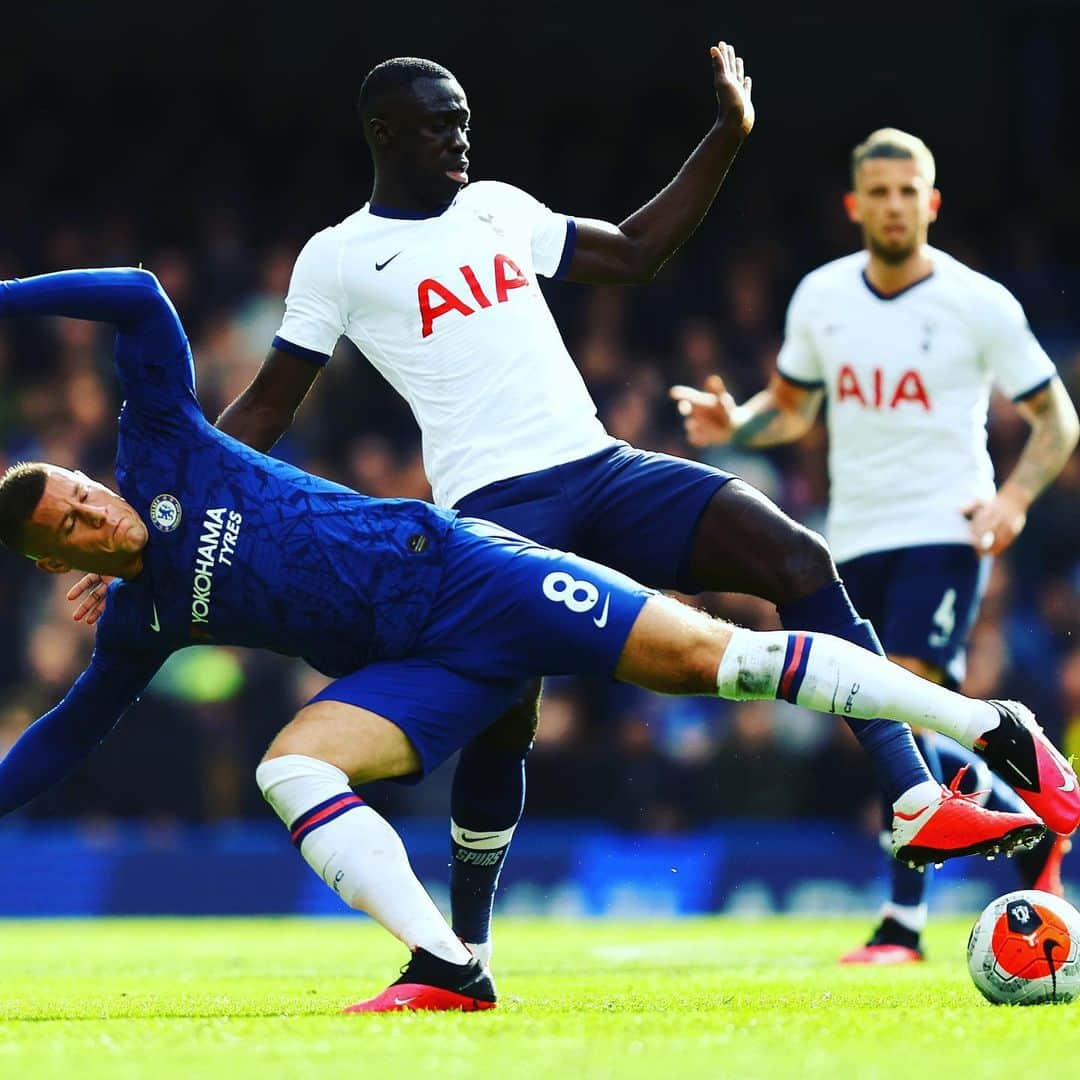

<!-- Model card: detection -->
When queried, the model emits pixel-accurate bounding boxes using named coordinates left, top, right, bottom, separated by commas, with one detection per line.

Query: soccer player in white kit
left=74, top=52, right=1075, bottom=978
left=672, top=128, right=1080, bottom=964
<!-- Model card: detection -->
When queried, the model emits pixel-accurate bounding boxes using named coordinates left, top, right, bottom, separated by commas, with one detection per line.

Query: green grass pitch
left=1, top=916, right=1079, bottom=1079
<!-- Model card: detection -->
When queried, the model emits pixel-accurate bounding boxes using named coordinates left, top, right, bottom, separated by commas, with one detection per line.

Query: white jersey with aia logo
left=275, top=181, right=612, bottom=508
left=777, top=247, right=1056, bottom=563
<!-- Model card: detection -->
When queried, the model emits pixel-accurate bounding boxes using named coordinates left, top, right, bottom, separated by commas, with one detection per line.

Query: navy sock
left=778, top=580, right=932, bottom=802
left=449, top=743, right=527, bottom=945
left=887, top=732, right=943, bottom=908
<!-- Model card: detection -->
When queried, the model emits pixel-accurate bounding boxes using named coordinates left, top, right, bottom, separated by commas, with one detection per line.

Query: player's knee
left=261, top=718, right=323, bottom=765
left=261, top=730, right=300, bottom=764
left=468, top=686, right=541, bottom=755
left=773, top=525, right=836, bottom=604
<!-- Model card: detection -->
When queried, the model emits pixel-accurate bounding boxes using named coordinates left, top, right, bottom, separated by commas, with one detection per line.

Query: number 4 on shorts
left=928, top=587, right=957, bottom=648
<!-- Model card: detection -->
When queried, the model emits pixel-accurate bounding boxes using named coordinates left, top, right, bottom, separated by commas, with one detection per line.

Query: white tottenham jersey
left=275, top=180, right=613, bottom=508
left=777, top=247, right=1056, bottom=563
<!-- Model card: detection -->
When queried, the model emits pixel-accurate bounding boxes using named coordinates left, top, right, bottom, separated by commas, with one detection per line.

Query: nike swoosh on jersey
left=375, top=252, right=402, bottom=271
left=593, top=594, right=610, bottom=629
left=150, top=603, right=160, bottom=632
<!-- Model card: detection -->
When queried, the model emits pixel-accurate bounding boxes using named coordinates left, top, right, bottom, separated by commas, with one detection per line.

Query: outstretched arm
left=0, top=650, right=163, bottom=818
left=670, top=372, right=824, bottom=448
left=565, top=41, right=754, bottom=285
left=962, top=378, right=1080, bottom=555
left=0, top=268, right=197, bottom=415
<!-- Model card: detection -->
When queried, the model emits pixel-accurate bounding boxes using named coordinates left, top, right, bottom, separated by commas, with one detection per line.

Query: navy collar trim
left=368, top=201, right=454, bottom=220
left=861, top=268, right=935, bottom=301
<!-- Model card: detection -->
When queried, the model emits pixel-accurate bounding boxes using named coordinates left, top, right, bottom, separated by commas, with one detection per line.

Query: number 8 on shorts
left=542, top=570, right=599, bottom=613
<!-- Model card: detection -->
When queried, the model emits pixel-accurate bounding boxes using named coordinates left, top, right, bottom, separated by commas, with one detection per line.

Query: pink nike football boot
left=974, top=700, right=1080, bottom=836
left=890, top=767, right=1045, bottom=867
left=343, top=947, right=497, bottom=1014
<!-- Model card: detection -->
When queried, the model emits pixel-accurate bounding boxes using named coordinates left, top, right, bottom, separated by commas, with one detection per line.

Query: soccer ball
left=967, top=889, right=1080, bottom=1005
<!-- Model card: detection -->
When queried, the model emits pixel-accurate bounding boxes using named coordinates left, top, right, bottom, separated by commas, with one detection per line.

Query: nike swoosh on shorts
left=593, top=595, right=610, bottom=628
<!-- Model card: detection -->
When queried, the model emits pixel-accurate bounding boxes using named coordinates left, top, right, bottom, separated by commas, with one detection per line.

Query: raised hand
left=66, top=573, right=114, bottom=626
left=670, top=374, right=741, bottom=446
left=710, top=41, right=754, bottom=135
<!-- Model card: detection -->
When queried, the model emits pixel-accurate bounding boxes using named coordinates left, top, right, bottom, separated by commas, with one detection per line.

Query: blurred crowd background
left=0, top=1, right=1077, bottom=841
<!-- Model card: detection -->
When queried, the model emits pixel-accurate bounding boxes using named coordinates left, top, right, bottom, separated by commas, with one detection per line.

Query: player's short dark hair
left=0, top=462, right=48, bottom=552
left=357, top=57, right=457, bottom=123
left=851, top=128, right=936, bottom=187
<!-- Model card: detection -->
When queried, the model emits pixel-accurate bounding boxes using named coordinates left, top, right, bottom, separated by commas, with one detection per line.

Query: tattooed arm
left=962, top=377, right=1080, bottom=555
left=670, top=371, right=824, bottom=448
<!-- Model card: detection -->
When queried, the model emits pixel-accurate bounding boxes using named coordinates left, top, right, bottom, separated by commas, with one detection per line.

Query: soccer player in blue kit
left=1, top=268, right=1075, bottom=1011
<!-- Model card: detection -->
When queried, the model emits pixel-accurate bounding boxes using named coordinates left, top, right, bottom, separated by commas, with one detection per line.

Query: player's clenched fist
left=670, top=374, right=741, bottom=446
left=710, top=41, right=754, bottom=136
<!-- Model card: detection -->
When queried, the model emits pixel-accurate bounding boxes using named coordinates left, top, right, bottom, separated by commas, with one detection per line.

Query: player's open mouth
left=446, top=162, right=469, bottom=183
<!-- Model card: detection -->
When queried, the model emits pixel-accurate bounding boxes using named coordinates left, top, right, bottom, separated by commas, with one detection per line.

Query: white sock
left=893, top=779, right=945, bottom=815
left=256, top=754, right=471, bottom=965
left=716, top=628, right=999, bottom=748
left=881, top=901, right=929, bottom=934
left=466, top=940, right=493, bottom=969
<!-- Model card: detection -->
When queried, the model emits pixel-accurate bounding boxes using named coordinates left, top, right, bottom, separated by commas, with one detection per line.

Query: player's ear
left=368, top=116, right=392, bottom=147
left=35, top=556, right=71, bottom=575
left=929, top=188, right=942, bottom=221
left=843, top=191, right=861, bottom=224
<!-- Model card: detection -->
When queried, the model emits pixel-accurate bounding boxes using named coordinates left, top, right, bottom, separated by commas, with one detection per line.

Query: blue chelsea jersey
left=0, top=268, right=458, bottom=817
left=99, top=405, right=454, bottom=680
left=66, top=270, right=453, bottom=687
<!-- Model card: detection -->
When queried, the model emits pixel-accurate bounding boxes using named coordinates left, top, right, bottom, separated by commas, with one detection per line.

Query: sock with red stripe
left=256, top=754, right=470, bottom=964
left=778, top=580, right=931, bottom=802
left=715, top=629, right=999, bottom=768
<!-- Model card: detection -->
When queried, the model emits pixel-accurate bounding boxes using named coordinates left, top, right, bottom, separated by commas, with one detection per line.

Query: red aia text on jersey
left=418, top=255, right=530, bottom=338
left=837, top=365, right=931, bottom=410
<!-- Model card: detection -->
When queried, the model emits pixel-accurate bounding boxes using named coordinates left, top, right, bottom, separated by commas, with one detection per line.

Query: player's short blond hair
left=851, top=128, right=936, bottom=188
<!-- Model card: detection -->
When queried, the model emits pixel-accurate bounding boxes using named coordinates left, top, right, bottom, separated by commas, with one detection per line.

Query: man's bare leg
left=615, top=595, right=1076, bottom=846
left=620, top=595, right=1000, bottom=743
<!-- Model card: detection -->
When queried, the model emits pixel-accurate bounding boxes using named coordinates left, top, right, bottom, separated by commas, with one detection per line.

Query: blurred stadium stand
left=0, top=1, right=1077, bottom=908
left=0, top=819, right=1045, bottom=919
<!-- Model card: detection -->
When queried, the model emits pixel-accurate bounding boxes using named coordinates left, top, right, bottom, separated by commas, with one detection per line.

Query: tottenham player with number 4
left=67, top=46, right=1072, bottom=971
left=671, top=128, right=1080, bottom=965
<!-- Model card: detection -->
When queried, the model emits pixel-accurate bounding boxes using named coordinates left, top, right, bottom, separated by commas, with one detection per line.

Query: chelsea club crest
left=149, top=494, right=182, bottom=533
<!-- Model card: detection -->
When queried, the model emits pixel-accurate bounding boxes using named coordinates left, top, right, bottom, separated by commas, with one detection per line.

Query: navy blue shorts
left=837, top=543, right=990, bottom=687
left=454, top=442, right=733, bottom=593
left=309, top=518, right=654, bottom=779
